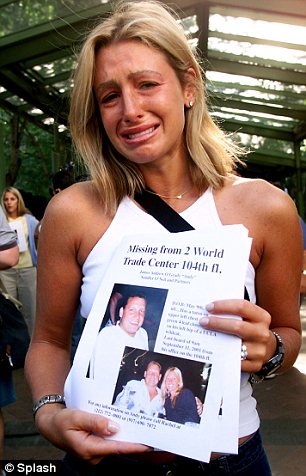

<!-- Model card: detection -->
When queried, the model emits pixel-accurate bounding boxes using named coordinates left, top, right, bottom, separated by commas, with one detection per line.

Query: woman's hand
left=195, top=396, right=203, bottom=416
left=35, top=406, right=151, bottom=465
left=199, top=299, right=272, bottom=373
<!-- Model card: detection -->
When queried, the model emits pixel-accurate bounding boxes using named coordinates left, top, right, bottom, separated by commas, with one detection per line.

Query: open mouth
left=126, top=126, right=155, bottom=139
left=123, top=125, right=158, bottom=142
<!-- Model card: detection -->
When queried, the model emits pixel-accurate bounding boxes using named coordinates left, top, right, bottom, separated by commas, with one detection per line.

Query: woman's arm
left=24, top=185, right=149, bottom=464
left=250, top=184, right=302, bottom=372
left=200, top=180, right=302, bottom=375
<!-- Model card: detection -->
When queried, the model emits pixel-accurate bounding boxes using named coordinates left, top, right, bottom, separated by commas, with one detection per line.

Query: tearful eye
left=101, top=92, right=119, bottom=104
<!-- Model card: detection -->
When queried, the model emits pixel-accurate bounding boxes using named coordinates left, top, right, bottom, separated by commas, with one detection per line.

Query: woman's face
left=3, top=192, right=18, bottom=216
left=94, top=40, right=193, bottom=168
left=165, top=372, right=179, bottom=394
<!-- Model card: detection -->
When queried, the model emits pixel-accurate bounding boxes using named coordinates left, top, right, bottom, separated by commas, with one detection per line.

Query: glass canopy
left=0, top=0, right=305, bottom=182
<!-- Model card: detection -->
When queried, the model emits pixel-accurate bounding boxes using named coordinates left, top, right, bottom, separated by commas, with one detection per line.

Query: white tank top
left=79, top=187, right=260, bottom=438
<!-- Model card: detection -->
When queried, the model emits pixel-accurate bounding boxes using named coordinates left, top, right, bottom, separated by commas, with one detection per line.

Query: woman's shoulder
left=221, top=175, right=297, bottom=218
left=43, top=181, right=109, bottom=226
left=227, top=174, right=288, bottom=194
left=47, top=180, right=98, bottom=210
left=181, top=387, right=195, bottom=395
left=40, top=181, right=113, bottom=264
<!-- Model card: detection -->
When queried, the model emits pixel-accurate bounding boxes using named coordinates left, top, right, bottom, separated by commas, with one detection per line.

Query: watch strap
left=250, top=331, right=284, bottom=384
left=32, top=394, right=66, bottom=418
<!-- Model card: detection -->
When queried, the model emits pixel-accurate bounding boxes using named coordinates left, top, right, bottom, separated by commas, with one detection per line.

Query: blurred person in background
left=0, top=187, right=38, bottom=335
left=50, top=167, right=75, bottom=196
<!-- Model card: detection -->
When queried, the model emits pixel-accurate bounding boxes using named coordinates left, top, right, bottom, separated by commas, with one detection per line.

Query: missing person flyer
left=65, top=226, right=252, bottom=462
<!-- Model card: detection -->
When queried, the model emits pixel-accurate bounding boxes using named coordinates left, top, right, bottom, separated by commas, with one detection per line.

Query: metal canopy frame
left=0, top=0, right=305, bottom=181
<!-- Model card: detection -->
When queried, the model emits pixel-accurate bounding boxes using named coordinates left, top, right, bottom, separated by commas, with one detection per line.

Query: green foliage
left=14, top=140, right=53, bottom=199
left=0, top=108, right=72, bottom=200
left=0, top=0, right=56, bottom=37
left=0, top=0, right=104, bottom=37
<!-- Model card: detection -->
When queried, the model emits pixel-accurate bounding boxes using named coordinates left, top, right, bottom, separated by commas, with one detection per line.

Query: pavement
left=2, top=300, right=306, bottom=475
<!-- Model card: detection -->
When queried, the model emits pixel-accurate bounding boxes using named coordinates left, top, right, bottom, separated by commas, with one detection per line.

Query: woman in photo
left=161, top=366, right=200, bottom=425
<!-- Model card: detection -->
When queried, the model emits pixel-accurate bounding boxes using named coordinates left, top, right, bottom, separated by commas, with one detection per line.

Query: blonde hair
left=69, top=0, right=243, bottom=214
left=1, top=186, right=27, bottom=218
left=161, top=366, right=184, bottom=404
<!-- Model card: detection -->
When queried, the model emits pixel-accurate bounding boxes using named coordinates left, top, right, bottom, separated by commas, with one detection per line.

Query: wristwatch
left=32, top=394, right=66, bottom=418
left=250, top=331, right=284, bottom=384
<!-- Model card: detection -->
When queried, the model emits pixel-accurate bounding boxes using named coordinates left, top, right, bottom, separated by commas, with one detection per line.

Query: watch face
left=251, top=332, right=285, bottom=381
left=257, top=352, right=284, bottom=378
left=265, top=361, right=282, bottom=376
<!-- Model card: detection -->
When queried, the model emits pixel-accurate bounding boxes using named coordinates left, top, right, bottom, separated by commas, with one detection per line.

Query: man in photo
left=89, top=294, right=149, bottom=381
left=113, top=360, right=164, bottom=417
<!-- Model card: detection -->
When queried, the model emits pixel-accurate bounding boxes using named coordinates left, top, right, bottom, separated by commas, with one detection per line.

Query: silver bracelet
left=32, top=394, right=66, bottom=418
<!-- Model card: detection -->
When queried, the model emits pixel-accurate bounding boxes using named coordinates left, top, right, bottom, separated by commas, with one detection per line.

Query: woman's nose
left=122, top=91, right=143, bottom=122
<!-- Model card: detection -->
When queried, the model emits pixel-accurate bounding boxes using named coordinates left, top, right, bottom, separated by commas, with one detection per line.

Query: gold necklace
left=146, top=188, right=189, bottom=200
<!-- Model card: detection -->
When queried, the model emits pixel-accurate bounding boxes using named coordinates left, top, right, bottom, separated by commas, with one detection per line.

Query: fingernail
left=107, top=421, right=120, bottom=433
left=200, top=317, right=209, bottom=326
left=206, top=302, right=214, bottom=311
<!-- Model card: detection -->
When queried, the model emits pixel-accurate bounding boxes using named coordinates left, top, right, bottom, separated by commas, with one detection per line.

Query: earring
left=189, top=101, right=193, bottom=108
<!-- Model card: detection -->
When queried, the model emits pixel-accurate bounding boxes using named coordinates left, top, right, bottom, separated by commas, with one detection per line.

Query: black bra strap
left=134, top=189, right=250, bottom=301
left=134, top=189, right=194, bottom=233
